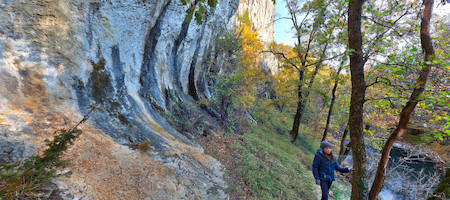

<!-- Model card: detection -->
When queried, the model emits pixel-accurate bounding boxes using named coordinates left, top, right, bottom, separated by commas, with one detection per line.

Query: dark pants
left=320, top=180, right=332, bottom=200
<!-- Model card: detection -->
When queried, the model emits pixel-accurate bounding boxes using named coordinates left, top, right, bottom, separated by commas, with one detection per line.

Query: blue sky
left=272, top=1, right=449, bottom=75
left=274, top=0, right=297, bottom=46
left=274, top=1, right=450, bottom=47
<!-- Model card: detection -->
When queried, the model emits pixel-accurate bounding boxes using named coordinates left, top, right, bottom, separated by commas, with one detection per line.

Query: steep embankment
left=0, top=0, right=280, bottom=198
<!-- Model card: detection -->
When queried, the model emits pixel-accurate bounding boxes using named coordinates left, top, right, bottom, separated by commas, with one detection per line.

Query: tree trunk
left=290, top=63, right=321, bottom=142
left=338, top=122, right=350, bottom=164
left=322, top=65, right=344, bottom=141
left=427, top=169, right=450, bottom=200
left=348, top=0, right=368, bottom=199
left=287, top=0, right=329, bottom=143
left=303, top=63, right=321, bottom=108
left=290, top=41, right=329, bottom=142
left=290, top=70, right=305, bottom=142
left=368, top=0, right=435, bottom=199
left=340, top=141, right=352, bottom=165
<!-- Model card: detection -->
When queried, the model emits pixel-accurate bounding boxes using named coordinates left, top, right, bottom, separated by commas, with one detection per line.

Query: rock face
left=0, top=0, right=274, bottom=199
left=231, top=0, right=278, bottom=72
left=232, top=0, right=275, bottom=49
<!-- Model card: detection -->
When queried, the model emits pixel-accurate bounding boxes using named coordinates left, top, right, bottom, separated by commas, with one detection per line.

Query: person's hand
left=349, top=168, right=354, bottom=173
left=315, top=179, right=320, bottom=185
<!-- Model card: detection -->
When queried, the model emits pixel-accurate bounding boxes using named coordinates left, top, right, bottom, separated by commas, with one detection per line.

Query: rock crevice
left=0, top=0, right=275, bottom=199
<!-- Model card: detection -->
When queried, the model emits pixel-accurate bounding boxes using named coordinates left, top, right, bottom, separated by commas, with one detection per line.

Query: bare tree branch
left=261, top=50, right=346, bottom=70
left=364, top=96, right=408, bottom=102
left=363, top=7, right=414, bottom=62
left=261, top=50, right=299, bottom=71
left=366, top=77, right=380, bottom=88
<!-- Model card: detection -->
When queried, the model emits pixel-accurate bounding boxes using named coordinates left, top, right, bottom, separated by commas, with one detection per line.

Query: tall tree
left=348, top=0, right=369, bottom=199
left=285, top=0, right=318, bottom=142
left=284, top=0, right=345, bottom=142
left=368, top=0, right=436, bottom=198
left=322, top=61, right=345, bottom=141
left=271, top=44, right=298, bottom=113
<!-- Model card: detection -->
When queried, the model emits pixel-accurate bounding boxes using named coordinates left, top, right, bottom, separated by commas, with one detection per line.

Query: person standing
left=312, top=141, right=352, bottom=200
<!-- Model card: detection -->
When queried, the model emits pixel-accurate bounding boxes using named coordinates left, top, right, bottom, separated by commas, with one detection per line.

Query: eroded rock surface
left=0, top=0, right=275, bottom=199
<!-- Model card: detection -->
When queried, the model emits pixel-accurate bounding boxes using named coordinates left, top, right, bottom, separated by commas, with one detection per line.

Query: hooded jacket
left=312, top=148, right=350, bottom=182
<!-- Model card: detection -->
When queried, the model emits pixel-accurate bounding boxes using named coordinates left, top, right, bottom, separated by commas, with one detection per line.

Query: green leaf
left=195, top=12, right=203, bottom=25
left=437, top=101, right=446, bottom=106
left=208, top=0, right=218, bottom=8
left=198, top=4, right=205, bottom=15
left=434, top=133, right=444, bottom=140
left=185, top=9, right=194, bottom=23
left=417, top=94, right=427, bottom=101
left=394, top=69, right=406, bottom=75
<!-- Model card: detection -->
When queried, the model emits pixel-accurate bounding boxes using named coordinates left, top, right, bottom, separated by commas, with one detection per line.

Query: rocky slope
left=0, top=0, right=275, bottom=199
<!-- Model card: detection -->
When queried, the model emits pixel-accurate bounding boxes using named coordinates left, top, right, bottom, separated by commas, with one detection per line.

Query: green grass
left=403, top=132, right=436, bottom=145
left=232, top=102, right=319, bottom=199
left=331, top=177, right=351, bottom=200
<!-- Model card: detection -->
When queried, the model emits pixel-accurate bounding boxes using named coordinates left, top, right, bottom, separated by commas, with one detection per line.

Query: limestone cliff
left=0, top=0, right=274, bottom=199
left=231, top=0, right=278, bottom=72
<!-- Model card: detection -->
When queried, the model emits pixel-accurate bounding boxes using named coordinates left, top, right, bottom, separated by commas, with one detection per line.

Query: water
left=379, top=189, right=395, bottom=200
left=340, top=143, right=445, bottom=199
left=380, top=145, right=444, bottom=200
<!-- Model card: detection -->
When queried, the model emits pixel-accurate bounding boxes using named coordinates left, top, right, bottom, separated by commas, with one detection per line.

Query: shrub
left=164, top=93, right=207, bottom=135
left=137, top=140, right=151, bottom=152
left=0, top=107, right=97, bottom=199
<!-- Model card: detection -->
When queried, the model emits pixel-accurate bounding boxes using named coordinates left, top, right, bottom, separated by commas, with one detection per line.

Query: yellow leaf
left=412, top=0, right=417, bottom=4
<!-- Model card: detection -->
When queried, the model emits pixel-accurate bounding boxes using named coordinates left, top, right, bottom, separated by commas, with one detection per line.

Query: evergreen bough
left=0, top=106, right=99, bottom=199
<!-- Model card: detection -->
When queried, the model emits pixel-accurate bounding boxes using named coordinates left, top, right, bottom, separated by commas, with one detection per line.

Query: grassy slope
left=172, top=98, right=353, bottom=199
left=331, top=176, right=352, bottom=199
left=232, top=102, right=319, bottom=199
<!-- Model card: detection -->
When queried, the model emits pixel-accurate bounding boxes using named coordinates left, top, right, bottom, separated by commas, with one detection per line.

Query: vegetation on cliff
left=0, top=107, right=98, bottom=199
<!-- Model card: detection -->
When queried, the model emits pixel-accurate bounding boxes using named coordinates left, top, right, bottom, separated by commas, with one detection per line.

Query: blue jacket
left=312, top=148, right=350, bottom=182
